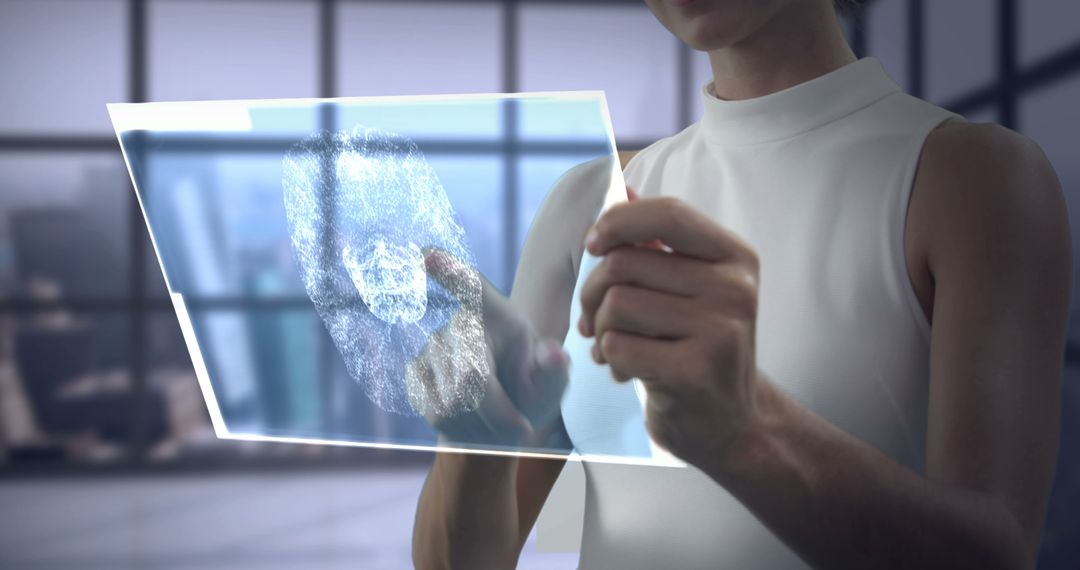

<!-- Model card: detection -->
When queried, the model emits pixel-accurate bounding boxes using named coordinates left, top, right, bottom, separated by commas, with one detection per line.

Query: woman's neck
left=708, top=2, right=856, bottom=101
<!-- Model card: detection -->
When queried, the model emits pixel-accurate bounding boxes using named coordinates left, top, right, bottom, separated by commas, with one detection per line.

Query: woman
left=412, top=0, right=1070, bottom=567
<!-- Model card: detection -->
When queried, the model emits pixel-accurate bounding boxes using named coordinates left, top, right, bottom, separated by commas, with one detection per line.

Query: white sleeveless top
left=558, top=58, right=957, bottom=569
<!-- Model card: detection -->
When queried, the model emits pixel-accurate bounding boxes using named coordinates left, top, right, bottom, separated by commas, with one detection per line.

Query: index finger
left=585, top=197, right=753, bottom=263
left=424, top=248, right=474, bottom=298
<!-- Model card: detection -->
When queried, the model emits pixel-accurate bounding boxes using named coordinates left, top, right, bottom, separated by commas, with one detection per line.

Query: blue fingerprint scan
left=283, top=127, right=488, bottom=417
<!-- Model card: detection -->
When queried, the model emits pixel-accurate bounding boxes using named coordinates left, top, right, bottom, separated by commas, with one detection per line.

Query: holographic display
left=108, top=92, right=676, bottom=465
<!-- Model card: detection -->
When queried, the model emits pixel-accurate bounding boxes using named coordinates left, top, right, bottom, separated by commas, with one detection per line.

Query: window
left=865, top=0, right=908, bottom=91
left=0, top=153, right=131, bottom=300
left=0, top=0, right=127, bottom=134
left=925, top=0, right=995, bottom=105
left=1, top=1, right=1078, bottom=480
left=520, top=3, right=679, bottom=143
left=337, top=2, right=502, bottom=97
left=1020, top=74, right=1080, bottom=340
left=1020, top=0, right=1080, bottom=66
left=149, top=0, right=319, bottom=101
left=3, top=1, right=1075, bottom=565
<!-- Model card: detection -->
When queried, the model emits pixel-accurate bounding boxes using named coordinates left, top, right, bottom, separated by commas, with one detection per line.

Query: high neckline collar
left=700, top=58, right=900, bottom=147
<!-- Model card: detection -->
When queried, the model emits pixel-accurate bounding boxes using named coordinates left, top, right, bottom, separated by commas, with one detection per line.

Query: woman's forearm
left=413, top=453, right=522, bottom=569
left=704, top=380, right=1031, bottom=570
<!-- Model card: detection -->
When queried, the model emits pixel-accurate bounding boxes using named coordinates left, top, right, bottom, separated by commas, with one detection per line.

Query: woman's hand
left=577, top=195, right=764, bottom=470
left=408, top=250, right=570, bottom=449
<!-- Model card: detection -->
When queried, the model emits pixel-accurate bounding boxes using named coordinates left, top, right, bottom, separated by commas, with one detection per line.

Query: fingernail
left=591, top=342, right=603, bottom=364
left=584, top=227, right=598, bottom=253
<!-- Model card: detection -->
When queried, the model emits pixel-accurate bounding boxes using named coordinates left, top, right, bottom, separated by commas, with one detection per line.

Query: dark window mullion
left=996, top=0, right=1018, bottom=129
left=907, top=0, right=925, bottom=99
left=848, top=7, right=866, bottom=59
left=317, top=0, right=338, bottom=436
left=127, top=0, right=150, bottom=462
left=502, top=0, right=520, bottom=291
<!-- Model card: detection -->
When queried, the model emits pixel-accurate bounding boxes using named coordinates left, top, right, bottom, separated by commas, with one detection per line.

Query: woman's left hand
left=578, top=195, right=765, bottom=470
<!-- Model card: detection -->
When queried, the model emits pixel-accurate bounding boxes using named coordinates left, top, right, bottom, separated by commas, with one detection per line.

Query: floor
left=0, top=468, right=580, bottom=569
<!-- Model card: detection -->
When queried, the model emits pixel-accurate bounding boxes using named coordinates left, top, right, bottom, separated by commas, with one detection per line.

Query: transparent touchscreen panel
left=109, top=92, right=680, bottom=466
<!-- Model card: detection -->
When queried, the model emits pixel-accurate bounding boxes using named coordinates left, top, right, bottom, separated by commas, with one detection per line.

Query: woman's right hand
left=406, top=250, right=570, bottom=449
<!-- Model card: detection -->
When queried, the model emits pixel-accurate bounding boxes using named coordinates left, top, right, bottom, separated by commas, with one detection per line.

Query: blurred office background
left=0, top=0, right=1076, bottom=568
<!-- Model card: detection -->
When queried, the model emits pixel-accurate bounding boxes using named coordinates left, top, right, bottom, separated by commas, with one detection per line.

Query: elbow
left=992, top=542, right=1035, bottom=570
left=412, top=519, right=449, bottom=570
left=905, top=526, right=1032, bottom=570
left=412, top=490, right=454, bottom=570
left=411, top=548, right=446, bottom=570
left=983, top=513, right=1037, bottom=570
left=909, top=500, right=1038, bottom=570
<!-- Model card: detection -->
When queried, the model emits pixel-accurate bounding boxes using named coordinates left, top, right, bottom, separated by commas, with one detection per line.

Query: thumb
left=520, top=339, right=570, bottom=428
left=621, top=188, right=665, bottom=251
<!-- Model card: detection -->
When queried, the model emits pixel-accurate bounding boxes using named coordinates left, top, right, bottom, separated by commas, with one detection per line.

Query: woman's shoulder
left=917, top=118, right=1059, bottom=208
left=909, top=117, right=1067, bottom=292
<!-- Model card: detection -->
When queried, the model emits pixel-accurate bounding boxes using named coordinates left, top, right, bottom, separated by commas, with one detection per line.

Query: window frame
left=0, top=0, right=1078, bottom=466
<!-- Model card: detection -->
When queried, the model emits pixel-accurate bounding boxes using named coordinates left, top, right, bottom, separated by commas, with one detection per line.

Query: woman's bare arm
left=412, top=151, right=638, bottom=568
left=730, top=122, right=1068, bottom=569
left=579, top=122, right=1066, bottom=569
